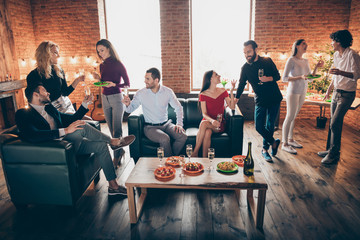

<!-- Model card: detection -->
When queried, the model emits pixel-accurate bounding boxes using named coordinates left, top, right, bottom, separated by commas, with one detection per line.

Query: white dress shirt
left=125, top=85, right=184, bottom=126
left=333, top=47, right=360, bottom=92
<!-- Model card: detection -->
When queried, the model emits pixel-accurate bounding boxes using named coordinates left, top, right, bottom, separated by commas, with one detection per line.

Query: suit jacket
left=15, top=104, right=88, bottom=143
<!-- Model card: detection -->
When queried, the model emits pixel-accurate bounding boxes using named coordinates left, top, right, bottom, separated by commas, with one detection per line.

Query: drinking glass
left=84, top=85, right=91, bottom=96
left=179, top=155, right=186, bottom=178
left=216, top=114, right=223, bottom=131
left=157, top=147, right=164, bottom=167
left=123, top=86, right=129, bottom=96
left=258, top=69, right=264, bottom=85
left=186, top=144, right=192, bottom=163
left=208, top=148, right=215, bottom=170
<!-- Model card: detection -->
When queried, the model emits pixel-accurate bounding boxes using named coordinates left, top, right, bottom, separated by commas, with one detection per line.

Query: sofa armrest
left=128, top=107, right=145, bottom=162
left=225, top=106, right=244, bottom=155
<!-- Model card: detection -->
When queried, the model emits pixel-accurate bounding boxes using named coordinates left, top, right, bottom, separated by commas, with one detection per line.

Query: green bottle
left=243, top=142, right=254, bottom=176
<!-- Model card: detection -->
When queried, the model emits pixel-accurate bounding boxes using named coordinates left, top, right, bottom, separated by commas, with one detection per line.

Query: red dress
left=199, top=90, right=229, bottom=132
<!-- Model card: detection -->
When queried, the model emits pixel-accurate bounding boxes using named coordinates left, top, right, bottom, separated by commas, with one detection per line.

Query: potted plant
left=308, top=44, right=334, bottom=128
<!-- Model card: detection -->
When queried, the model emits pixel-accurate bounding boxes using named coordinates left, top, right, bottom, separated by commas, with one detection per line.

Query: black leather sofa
left=128, top=98, right=244, bottom=163
left=0, top=121, right=102, bottom=208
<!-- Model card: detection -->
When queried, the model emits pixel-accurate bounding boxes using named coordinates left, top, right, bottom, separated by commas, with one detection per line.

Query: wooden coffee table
left=125, top=157, right=268, bottom=228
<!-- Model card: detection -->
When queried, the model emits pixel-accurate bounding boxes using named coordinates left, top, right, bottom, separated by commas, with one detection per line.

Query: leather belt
left=336, top=89, right=355, bottom=94
left=144, top=121, right=168, bottom=126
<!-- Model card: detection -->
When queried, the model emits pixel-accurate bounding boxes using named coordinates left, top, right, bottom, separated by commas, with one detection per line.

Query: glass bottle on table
left=243, top=142, right=254, bottom=176
left=157, top=147, right=164, bottom=167
left=208, top=148, right=215, bottom=171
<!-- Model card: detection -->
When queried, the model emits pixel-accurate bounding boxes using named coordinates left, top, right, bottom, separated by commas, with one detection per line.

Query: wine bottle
left=243, top=142, right=254, bottom=176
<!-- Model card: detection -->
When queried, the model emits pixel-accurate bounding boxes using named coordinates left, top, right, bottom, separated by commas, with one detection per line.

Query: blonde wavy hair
left=35, top=41, right=64, bottom=79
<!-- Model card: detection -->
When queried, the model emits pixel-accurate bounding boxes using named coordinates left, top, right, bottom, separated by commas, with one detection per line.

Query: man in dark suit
left=15, top=83, right=135, bottom=196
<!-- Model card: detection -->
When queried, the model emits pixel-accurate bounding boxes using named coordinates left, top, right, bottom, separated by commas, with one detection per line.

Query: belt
left=336, top=89, right=355, bottom=94
left=144, top=121, right=168, bottom=126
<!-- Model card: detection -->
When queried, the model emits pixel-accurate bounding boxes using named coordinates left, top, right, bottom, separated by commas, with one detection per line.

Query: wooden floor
left=0, top=120, right=360, bottom=240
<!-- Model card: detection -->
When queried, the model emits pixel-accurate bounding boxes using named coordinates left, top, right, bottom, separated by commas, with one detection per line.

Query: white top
left=125, top=85, right=184, bottom=126
left=332, top=47, right=360, bottom=92
left=282, top=56, right=312, bottom=95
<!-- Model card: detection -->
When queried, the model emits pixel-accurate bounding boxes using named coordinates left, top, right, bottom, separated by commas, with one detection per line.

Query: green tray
left=306, top=74, right=321, bottom=79
left=93, top=81, right=109, bottom=86
left=216, top=162, right=239, bottom=173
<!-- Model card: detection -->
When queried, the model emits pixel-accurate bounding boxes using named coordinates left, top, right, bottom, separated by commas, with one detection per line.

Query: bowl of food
left=154, top=166, right=176, bottom=180
left=165, top=156, right=183, bottom=167
left=183, top=162, right=204, bottom=175
left=232, top=155, right=245, bottom=167
left=217, top=161, right=238, bottom=173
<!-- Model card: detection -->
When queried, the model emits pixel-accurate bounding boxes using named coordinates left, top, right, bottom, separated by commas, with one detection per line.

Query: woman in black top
left=27, top=41, right=85, bottom=114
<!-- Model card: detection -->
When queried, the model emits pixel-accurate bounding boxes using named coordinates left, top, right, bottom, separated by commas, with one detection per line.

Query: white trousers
left=282, top=93, right=306, bottom=143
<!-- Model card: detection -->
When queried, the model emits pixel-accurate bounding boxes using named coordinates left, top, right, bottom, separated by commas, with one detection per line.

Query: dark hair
left=200, top=70, right=213, bottom=93
left=146, top=67, right=161, bottom=82
left=244, top=40, right=258, bottom=50
left=330, top=30, right=353, bottom=48
left=25, top=83, right=43, bottom=103
left=292, top=39, right=305, bottom=56
left=96, top=39, right=121, bottom=62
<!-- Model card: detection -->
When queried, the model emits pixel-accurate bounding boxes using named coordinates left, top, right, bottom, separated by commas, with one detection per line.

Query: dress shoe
left=321, top=154, right=339, bottom=165
left=108, top=185, right=127, bottom=196
left=110, top=135, right=136, bottom=150
left=271, top=139, right=281, bottom=156
left=113, top=148, right=125, bottom=169
left=317, top=150, right=329, bottom=157
left=288, top=140, right=303, bottom=148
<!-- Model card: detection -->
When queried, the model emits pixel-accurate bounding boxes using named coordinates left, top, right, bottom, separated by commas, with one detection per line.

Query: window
left=192, top=0, right=251, bottom=90
left=105, top=0, right=161, bottom=90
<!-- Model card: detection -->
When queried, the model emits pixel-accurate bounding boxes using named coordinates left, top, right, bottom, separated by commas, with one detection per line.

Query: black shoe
left=108, top=186, right=127, bottom=196
left=110, top=135, right=136, bottom=151
left=271, top=139, right=281, bottom=156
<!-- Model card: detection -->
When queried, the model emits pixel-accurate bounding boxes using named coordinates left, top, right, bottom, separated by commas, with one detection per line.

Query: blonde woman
left=26, top=41, right=85, bottom=114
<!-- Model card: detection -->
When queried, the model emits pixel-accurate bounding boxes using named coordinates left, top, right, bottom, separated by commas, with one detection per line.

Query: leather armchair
left=0, top=121, right=101, bottom=208
left=128, top=98, right=244, bottom=163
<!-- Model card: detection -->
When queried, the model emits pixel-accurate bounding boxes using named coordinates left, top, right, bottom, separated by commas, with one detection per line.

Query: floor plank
left=0, top=120, right=359, bottom=240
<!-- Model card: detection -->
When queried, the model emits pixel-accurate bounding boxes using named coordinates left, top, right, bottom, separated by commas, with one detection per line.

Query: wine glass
left=123, top=86, right=129, bottom=97
left=84, top=85, right=91, bottom=96
left=179, top=155, right=186, bottom=178
left=208, top=148, right=215, bottom=171
left=258, top=69, right=264, bottom=85
left=216, top=114, right=223, bottom=131
left=157, top=147, right=164, bottom=167
left=186, top=144, right=192, bottom=163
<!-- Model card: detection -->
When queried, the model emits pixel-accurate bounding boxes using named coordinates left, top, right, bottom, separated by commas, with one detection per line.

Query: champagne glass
left=84, top=85, right=91, bottom=96
left=216, top=114, right=223, bottom=131
left=258, top=69, right=264, bottom=85
left=179, top=155, right=186, bottom=178
left=123, top=86, right=129, bottom=96
left=157, top=147, right=164, bottom=167
left=186, top=144, right=192, bottom=163
left=208, top=148, right=215, bottom=171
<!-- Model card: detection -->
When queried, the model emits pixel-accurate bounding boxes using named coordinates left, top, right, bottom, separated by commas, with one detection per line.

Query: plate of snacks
left=232, top=155, right=245, bottom=167
left=217, top=161, right=239, bottom=173
left=183, top=162, right=204, bottom=175
left=165, top=156, right=183, bottom=167
left=154, top=166, right=176, bottom=180
left=306, top=74, right=321, bottom=79
left=93, top=81, right=110, bottom=86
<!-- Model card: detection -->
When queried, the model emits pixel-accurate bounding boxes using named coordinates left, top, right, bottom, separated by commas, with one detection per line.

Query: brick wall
left=159, top=0, right=191, bottom=93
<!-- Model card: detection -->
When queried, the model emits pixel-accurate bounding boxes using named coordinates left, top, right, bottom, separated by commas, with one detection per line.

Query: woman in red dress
left=192, top=70, right=236, bottom=157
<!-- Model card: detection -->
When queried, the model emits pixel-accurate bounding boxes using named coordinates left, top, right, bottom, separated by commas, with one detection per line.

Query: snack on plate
left=154, top=166, right=175, bottom=179
left=184, top=162, right=202, bottom=171
left=217, top=161, right=237, bottom=171
left=166, top=156, right=181, bottom=165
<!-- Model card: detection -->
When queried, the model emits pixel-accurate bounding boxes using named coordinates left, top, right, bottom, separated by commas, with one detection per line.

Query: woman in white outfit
left=282, top=39, right=324, bottom=154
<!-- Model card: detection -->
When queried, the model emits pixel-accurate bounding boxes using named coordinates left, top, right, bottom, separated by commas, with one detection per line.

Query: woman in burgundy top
left=92, top=39, right=130, bottom=168
left=192, top=70, right=236, bottom=157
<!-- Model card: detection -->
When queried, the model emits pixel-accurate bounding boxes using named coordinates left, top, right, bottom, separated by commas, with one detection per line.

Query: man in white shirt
left=15, top=83, right=135, bottom=196
left=318, top=30, right=360, bottom=164
left=122, top=68, right=187, bottom=157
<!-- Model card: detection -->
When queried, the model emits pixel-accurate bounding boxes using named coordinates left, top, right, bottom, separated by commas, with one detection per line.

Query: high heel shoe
left=113, top=148, right=125, bottom=169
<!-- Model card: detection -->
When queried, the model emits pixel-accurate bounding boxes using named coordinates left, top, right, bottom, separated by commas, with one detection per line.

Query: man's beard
left=247, top=53, right=257, bottom=64
left=40, top=96, right=51, bottom=104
